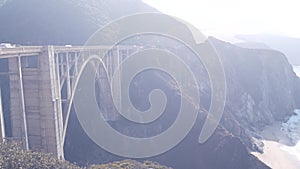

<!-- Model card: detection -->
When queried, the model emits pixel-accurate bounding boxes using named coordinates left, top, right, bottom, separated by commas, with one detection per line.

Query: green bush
left=0, top=140, right=80, bottom=169
left=89, top=159, right=172, bottom=169
left=0, top=140, right=172, bottom=169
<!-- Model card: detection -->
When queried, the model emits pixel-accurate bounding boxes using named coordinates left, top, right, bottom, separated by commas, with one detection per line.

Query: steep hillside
left=0, top=0, right=156, bottom=45
left=211, top=37, right=300, bottom=124
left=208, top=38, right=300, bottom=150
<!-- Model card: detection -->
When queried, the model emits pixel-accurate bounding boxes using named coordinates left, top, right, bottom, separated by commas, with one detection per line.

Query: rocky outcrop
left=206, top=38, right=300, bottom=152
left=210, top=37, right=300, bottom=128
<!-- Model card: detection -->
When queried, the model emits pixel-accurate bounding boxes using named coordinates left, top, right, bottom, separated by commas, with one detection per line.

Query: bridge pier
left=8, top=46, right=64, bottom=159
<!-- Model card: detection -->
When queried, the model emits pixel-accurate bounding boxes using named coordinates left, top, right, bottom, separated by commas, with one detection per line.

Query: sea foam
left=281, top=109, right=300, bottom=161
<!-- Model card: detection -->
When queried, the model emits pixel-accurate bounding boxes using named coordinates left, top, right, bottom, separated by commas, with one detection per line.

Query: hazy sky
left=142, top=0, right=300, bottom=38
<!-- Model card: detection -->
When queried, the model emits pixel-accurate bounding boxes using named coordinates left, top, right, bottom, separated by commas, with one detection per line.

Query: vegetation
left=89, top=160, right=172, bottom=169
left=0, top=140, right=172, bottom=169
left=0, top=140, right=80, bottom=169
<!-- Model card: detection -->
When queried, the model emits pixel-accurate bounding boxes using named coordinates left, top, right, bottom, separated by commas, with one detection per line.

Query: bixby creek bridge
left=0, top=45, right=139, bottom=159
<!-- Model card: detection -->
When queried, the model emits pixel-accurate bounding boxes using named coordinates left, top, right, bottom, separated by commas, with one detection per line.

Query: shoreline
left=252, top=140, right=300, bottom=169
left=251, top=114, right=300, bottom=169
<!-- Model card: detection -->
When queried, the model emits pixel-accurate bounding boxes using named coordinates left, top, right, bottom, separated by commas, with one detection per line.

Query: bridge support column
left=0, top=88, right=5, bottom=139
left=8, top=56, right=29, bottom=149
left=17, top=55, right=29, bottom=150
left=7, top=46, right=64, bottom=159
left=39, top=46, right=64, bottom=159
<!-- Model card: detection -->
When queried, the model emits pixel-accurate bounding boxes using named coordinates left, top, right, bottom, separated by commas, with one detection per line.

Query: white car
left=0, top=43, right=16, bottom=48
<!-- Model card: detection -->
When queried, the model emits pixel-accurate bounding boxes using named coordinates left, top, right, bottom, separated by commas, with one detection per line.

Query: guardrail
left=0, top=45, right=141, bottom=58
left=0, top=46, right=43, bottom=58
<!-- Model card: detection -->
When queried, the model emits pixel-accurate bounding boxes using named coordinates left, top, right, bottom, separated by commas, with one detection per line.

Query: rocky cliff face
left=209, top=38, right=300, bottom=139
left=151, top=37, right=300, bottom=152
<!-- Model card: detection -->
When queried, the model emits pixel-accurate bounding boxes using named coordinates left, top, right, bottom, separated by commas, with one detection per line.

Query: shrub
left=0, top=140, right=172, bottom=169
left=0, top=140, right=80, bottom=169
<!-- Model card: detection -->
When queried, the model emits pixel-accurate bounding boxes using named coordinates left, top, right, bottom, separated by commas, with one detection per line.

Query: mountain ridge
left=235, top=34, right=300, bottom=66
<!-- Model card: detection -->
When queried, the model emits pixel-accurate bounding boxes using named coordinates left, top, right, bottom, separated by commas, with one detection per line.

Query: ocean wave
left=281, top=109, right=300, bottom=144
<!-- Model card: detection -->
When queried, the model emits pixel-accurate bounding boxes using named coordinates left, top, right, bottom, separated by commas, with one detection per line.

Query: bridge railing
left=0, top=46, right=43, bottom=58
left=0, top=45, right=142, bottom=58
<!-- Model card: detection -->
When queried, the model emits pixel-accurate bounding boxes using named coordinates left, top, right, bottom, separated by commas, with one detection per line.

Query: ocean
left=281, top=109, right=300, bottom=162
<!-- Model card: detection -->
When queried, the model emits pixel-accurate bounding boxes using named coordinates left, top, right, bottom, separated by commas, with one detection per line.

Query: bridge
left=0, top=45, right=138, bottom=159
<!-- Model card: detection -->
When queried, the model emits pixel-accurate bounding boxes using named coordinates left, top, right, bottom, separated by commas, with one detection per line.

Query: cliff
left=208, top=38, right=300, bottom=143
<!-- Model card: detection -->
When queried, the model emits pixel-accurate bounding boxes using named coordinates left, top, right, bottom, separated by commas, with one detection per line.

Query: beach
left=252, top=110, right=300, bottom=169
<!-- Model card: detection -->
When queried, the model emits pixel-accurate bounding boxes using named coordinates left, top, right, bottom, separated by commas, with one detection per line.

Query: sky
left=142, top=0, right=300, bottom=39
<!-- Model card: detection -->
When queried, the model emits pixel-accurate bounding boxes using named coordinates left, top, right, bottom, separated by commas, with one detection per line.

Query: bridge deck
left=0, top=45, right=135, bottom=58
left=0, top=46, right=42, bottom=58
